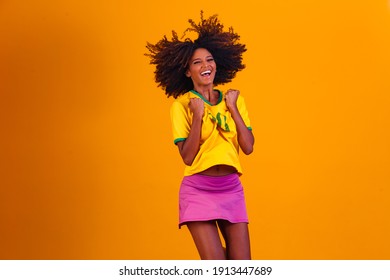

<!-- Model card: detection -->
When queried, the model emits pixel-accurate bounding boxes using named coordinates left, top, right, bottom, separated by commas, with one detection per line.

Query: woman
left=146, top=12, right=254, bottom=260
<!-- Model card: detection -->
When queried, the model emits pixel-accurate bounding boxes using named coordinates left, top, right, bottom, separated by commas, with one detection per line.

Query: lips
left=201, top=70, right=211, bottom=76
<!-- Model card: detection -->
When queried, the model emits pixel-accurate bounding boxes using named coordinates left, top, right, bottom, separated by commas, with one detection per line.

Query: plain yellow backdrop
left=0, top=0, right=389, bottom=259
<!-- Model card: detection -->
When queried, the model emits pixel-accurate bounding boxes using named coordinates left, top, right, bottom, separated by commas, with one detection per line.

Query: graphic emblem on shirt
left=208, top=112, right=230, bottom=132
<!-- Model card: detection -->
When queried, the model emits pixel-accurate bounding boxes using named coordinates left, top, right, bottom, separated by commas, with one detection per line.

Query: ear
left=185, top=69, right=191, bottom=78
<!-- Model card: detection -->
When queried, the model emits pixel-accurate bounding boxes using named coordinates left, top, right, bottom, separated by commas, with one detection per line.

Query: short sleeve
left=237, top=95, right=252, bottom=130
left=170, top=100, right=190, bottom=144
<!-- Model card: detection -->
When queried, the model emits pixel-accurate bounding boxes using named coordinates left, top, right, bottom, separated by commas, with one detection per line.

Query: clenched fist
left=225, top=89, right=240, bottom=112
left=189, top=98, right=204, bottom=119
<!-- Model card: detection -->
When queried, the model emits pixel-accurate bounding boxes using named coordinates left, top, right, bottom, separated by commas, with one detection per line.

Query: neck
left=193, top=85, right=214, bottom=101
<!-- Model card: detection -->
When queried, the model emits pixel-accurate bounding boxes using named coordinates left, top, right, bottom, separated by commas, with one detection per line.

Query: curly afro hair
left=145, top=11, right=246, bottom=98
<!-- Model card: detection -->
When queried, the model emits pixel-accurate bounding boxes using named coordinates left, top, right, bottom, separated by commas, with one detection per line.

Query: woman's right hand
left=189, top=98, right=204, bottom=119
left=177, top=98, right=204, bottom=166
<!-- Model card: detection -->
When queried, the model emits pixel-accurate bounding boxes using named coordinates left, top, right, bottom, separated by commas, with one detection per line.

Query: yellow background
left=1, top=0, right=389, bottom=259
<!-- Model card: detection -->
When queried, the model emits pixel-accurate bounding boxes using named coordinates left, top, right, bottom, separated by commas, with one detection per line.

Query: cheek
left=186, top=66, right=196, bottom=76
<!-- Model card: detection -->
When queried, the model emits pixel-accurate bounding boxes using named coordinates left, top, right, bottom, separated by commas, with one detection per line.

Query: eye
left=207, top=58, right=214, bottom=62
left=193, top=60, right=201, bottom=64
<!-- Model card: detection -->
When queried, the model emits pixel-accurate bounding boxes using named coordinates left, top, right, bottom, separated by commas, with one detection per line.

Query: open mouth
left=201, top=70, right=212, bottom=76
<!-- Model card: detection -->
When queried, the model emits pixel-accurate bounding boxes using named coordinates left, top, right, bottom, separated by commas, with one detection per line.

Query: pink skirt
left=179, top=173, right=249, bottom=228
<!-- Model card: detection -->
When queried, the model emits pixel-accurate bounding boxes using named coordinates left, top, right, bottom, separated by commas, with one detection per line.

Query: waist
left=181, top=172, right=241, bottom=192
left=197, top=165, right=237, bottom=177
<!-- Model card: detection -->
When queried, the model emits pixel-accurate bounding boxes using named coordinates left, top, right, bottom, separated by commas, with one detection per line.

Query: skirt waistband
left=181, top=173, right=241, bottom=192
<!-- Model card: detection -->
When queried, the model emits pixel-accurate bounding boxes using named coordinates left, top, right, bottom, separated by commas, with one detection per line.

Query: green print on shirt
left=208, top=112, right=230, bottom=132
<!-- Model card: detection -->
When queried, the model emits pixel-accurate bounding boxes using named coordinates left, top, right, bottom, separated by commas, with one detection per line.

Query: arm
left=176, top=98, right=204, bottom=165
left=225, top=90, right=255, bottom=155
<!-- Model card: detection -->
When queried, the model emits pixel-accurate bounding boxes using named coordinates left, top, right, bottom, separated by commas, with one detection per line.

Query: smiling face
left=186, top=48, right=217, bottom=88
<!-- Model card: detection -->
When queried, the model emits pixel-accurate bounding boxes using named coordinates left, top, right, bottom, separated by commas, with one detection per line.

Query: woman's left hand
left=225, top=89, right=254, bottom=155
left=225, top=89, right=240, bottom=112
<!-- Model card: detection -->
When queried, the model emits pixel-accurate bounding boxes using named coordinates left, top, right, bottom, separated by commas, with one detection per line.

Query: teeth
left=201, top=70, right=211, bottom=76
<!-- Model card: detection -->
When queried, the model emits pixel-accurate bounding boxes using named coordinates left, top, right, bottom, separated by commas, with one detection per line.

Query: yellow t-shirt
left=170, top=89, right=252, bottom=176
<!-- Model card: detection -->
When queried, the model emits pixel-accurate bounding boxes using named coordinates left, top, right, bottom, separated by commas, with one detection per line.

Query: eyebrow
left=191, top=55, right=214, bottom=62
